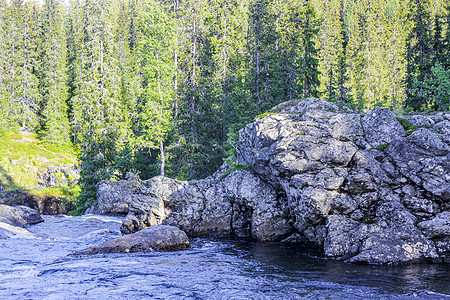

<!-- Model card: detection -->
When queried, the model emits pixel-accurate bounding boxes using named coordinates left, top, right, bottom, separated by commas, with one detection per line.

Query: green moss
left=374, top=143, right=390, bottom=151
left=396, top=117, right=417, bottom=136
left=254, top=112, right=276, bottom=120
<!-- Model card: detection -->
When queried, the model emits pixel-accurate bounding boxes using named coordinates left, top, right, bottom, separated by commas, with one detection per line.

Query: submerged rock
left=108, top=98, right=449, bottom=265
left=0, top=221, right=36, bottom=239
left=80, top=225, right=190, bottom=254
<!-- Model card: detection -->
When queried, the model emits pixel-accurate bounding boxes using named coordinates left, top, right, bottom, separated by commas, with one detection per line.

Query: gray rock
left=408, top=115, right=435, bottom=128
left=0, top=204, right=43, bottom=227
left=418, top=212, right=450, bottom=239
left=80, top=225, right=190, bottom=254
left=122, top=171, right=292, bottom=242
left=362, top=108, right=405, bottom=147
left=97, top=180, right=140, bottom=214
left=121, top=176, right=188, bottom=234
left=110, top=98, right=450, bottom=264
left=38, top=164, right=80, bottom=188
left=0, top=221, right=36, bottom=238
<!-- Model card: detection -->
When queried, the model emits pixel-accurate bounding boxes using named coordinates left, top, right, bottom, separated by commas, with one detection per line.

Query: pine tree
left=443, top=1, right=450, bottom=68
left=39, top=0, right=71, bottom=145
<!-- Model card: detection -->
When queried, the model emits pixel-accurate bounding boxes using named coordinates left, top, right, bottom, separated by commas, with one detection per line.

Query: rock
left=281, top=233, right=309, bottom=243
left=386, top=129, right=450, bottom=200
left=0, top=221, right=36, bottom=238
left=362, top=108, right=405, bottom=147
left=408, top=115, right=435, bottom=128
left=38, top=164, right=80, bottom=188
left=80, top=225, right=190, bottom=255
left=0, top=204, right=43, bottom=227
left=84, top=205, right=101, bottom=215
left=96, top=179, right=140, bottom=214
left=110, top=98, right=450, bottom=264
left=29, top=196, right=75, bottom=215
left=121, top=176, right=187, bottom=234
left=122, top=171, right=292, bottom=242
left=418, top=212, right=450, bottom=239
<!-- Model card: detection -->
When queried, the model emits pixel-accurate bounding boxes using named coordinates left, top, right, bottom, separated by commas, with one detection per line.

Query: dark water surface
left=0, top=215, right=449, bottom=299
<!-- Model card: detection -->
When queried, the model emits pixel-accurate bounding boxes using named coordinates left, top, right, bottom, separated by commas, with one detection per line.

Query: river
left=0, top=215, right=449, bottom=299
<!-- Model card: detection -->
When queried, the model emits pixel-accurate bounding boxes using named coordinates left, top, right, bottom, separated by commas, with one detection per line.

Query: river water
left=0, top=215, right=449, bottom=299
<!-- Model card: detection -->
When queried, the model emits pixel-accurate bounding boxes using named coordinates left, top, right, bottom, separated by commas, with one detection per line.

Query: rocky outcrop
left=0, top=204, right=42, bottom=239
left=79, top=225, right=190, bottom=254
left=114, top=98, right=449, bottom=265
left=38, top=164, right=80, bottom=188
left=96, top=179, right=141, bottom=214
left=0, top=189, right=73, bottom=215
left=0, top=221, right=36, bottom=239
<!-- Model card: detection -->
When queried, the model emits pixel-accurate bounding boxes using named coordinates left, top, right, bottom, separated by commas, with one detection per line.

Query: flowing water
left=0, top=215, right=449, bottom=299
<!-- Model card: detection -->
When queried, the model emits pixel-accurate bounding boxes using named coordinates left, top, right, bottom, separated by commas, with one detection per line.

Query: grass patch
left=0, top=129, right=79, bottom=204
left=396, top=117, right=417, bottom=137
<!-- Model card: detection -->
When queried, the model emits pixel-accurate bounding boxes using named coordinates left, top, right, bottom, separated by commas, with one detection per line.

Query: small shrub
left=221, top=159, right=253, bottom=179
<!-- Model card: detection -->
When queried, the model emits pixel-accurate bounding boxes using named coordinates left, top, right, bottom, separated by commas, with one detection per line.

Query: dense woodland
left=0, top=0, right=449, bottom=210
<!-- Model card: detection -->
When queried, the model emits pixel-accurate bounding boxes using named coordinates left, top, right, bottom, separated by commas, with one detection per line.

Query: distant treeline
left=0, top=0, right=448, bottom=209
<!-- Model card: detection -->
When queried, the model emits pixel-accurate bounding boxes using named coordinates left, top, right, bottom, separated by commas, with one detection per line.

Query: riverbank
left=0, top=214, right=449, bottom=299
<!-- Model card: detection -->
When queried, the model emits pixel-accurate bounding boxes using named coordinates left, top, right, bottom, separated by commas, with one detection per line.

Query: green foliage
left=0, top=129, right=78, bottom=206
left=220, top=159, right=252, bottom=179
left=1, top=0, right=449, bottom=212
left=410, top=62, right=450, bottom=111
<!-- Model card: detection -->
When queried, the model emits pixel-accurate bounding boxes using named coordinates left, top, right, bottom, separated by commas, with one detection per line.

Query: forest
left=0, top=0, right=449, bottom=211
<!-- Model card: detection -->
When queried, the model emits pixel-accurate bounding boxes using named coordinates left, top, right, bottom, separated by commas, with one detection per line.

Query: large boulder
left=96, top=179, right=140, bottom=214
left=0, top=204, right=43, bottom=227
left=418, top=212, right=450, bottom=263
left=80, top=225, right=190, bottom=254
left=113, top=98, right=449, bottom=265
left=121, top=176, right=187, bottom=234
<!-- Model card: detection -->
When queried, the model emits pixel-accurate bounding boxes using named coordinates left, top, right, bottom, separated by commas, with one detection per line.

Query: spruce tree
left=300, top=1, right=320, bottom=98
left=406, top=0, right=433, bottom=110
left=71, top=0, right=124, bottom=205
left=39, top=0, right=71, bottom=145
left=2, top=0, right=41, bottom=130
left=317, top=0, right=346, bottom=103
left=137, top=0, right=176, bottom=177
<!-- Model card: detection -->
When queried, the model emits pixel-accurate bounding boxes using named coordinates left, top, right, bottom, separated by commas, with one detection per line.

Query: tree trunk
left=160, top=139, right=165, bottom=177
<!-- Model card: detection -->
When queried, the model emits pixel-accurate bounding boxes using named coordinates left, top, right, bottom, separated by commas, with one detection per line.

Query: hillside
left=0, top=129, right=80, bottom=211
